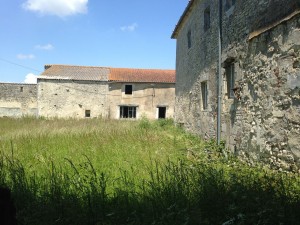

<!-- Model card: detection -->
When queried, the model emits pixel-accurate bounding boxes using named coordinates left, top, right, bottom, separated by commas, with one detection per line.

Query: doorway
left=158, top=107, right=166, bottom=119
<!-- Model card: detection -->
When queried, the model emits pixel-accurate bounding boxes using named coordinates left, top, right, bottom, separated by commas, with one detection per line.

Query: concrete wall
left=109, top=82, right=175, bottom=119
left=38, top=79, right=109, bottom=118
left=174, top=0, right=300, bottom=171
left=0, top=83, right=37, bottom=117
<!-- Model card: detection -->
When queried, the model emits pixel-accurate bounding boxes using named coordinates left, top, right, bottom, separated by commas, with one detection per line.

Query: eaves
left=249, top=9, right=300, bottom=40
left=171, top=0, right=198, bottom=39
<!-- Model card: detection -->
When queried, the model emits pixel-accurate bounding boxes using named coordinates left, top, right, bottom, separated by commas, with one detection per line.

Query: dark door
left=158, top=107, right=166, bottom=119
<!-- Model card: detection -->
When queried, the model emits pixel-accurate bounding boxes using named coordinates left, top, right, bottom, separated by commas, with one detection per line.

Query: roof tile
left=39, top=65, right=175, bottom=83
left=40, top=65, right=109, bottom=81
left=109, top=68, right=175, bottom=83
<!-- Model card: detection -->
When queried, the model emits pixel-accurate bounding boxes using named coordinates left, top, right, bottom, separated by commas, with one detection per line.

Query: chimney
left=44, top=65, right=52, bottom=70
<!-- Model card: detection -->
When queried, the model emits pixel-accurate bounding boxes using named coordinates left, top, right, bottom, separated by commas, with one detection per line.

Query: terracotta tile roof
left=109, top=68, right=175, bottom=83
left=171, top=0, right=195, bottom=39
left=39, top=65, right=175, bottom=83
left=40, top=65, right=110, bottom=81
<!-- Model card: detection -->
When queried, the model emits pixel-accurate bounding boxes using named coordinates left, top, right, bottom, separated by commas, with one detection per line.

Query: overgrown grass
left=0, top=117, right=299, bottom=225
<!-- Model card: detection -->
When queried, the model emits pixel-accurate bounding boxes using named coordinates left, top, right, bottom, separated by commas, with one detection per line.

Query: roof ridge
left=171, top=0, right=196, bottom=39
left=45, top=64, right=111, bottom=69
left=109, top=67, right=175, bottom=71
left=45, top=65, right=174, bottom=71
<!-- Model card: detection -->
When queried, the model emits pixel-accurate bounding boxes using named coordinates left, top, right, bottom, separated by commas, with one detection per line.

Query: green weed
left=0, top=117, right=299, bottom=225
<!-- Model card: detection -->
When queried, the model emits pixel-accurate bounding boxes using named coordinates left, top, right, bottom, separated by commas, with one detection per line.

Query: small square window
left=201, top=81, right=208, bottom=110
left=225, top=63, right=235, bottom=99
left=85, top=110, right=91, bottom=118
left=125, top=85, right=133, bottom=95
left=204, top=6, right=210, bottom=31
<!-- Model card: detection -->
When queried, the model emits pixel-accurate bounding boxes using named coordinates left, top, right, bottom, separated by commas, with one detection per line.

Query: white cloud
left=22, top=0, right=88, bottom=17
left=17, top=54, right=35, bottom=60
left=24, top=73, right=38, bottom=84
left=120, top=23, right=138, bottom=32
left=35, top=44, right=54, bottom=50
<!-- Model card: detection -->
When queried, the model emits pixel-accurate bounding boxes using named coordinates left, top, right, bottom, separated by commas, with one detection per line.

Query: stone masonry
left=1, top=66, right=175, bottom=120
left=0, top=83, right=37, bottom=117
left=172, top=0, right=300, bottom=172
left=38, top=79, right=109, bottom=119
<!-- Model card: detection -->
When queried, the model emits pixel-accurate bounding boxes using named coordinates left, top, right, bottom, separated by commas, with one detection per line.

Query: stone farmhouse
left=172, top=0, right=300, bottom=171
left=1, top=65, right=175, bottom=120
left=38, top=65, right=175, bottom=119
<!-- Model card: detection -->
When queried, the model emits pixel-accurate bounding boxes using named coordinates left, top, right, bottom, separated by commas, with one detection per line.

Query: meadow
left=0, top=117, right=299, bottom=225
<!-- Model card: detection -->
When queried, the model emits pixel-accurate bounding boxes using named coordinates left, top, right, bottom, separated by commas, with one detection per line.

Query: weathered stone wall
left=174, top=0, right=300, bottom=171
left=224, top=14, right=300, bottom=172
left=0, top=83, right=37, bottom=117
left=175, top=0, right=219, bottom=137
left=109, top=83, right=175, bottom=119
left=38, top=79, right=109, bottom=118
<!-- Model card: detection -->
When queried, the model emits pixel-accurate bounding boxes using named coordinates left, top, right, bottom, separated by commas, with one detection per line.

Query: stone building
left=108, top=68, right=175, bottom=119
left=38, top=65, right=109, bottom=118
left=172, top=0, right=300, bottom=171
left=0, top=83, right=37, bottom=117
left=38, top=65, right=175, bottom=119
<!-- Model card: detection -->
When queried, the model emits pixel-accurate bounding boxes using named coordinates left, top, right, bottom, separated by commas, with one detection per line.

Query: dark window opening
left=187, top=30, right=192, bottom=49
left=120, top=106, right=136, bottom=118
left=85, top=110, right=91, bottom=118
left=201, top=81, right=208, bottom=110
left=158, top=107, right=166, bottom=119
left=125, top=85, right=133, bottom=95
left=225, top=62, right=235, bottom=99
left=204, top=7, right=210, bottom=31
left=225, top=0, right=236, bottom=11
left=20, top=87, right=23, bottom=92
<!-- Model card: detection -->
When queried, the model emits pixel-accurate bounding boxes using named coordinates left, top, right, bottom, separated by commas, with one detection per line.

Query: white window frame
left=120, top=106, right=137, bottom=119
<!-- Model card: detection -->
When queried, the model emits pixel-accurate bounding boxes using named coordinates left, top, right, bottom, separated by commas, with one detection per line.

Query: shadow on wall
left=252, top=0, right=300, bottom=31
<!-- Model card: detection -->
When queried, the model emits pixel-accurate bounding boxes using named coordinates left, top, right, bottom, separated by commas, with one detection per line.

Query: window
left=125, top=85, right=133, bottom=95
left=158, top=107, right=166, bottom=119
left=201, top=81, right=208, bottom=110
left=120, top=106, right=137, bottom=118
left=85, top=110, right=91, bottom=118
left=225, top=0, right=236, bottom=11
left=225, top=63, right=235, bottom=99
left=20, top=87, right=23, bottom=92
left=187, top=29, right=192, bottom=49
left=204, top=6, right=210, bottom=31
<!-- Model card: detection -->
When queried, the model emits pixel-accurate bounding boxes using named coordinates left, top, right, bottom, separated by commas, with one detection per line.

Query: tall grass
left=0, top=117, right=299, bottom=225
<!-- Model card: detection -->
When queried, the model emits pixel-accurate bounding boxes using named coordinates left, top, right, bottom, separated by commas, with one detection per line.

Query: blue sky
left=0, top=0, right=187, bottom=83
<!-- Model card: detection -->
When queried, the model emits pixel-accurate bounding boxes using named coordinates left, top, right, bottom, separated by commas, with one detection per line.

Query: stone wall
left=109, top=82, right=175, bottom=119
left=175, top=0, right=219, bottom=137
left=38, top=79, right=109, bottom=118
left=224, top=14, right=300, bottom=172
left=174, top=0, right=300, bottom=171
left=0, top=83, right=37, bottom=117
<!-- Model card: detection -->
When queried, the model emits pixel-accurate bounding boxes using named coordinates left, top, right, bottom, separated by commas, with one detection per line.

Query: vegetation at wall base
left=0, top=117, right=299, bottom=225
